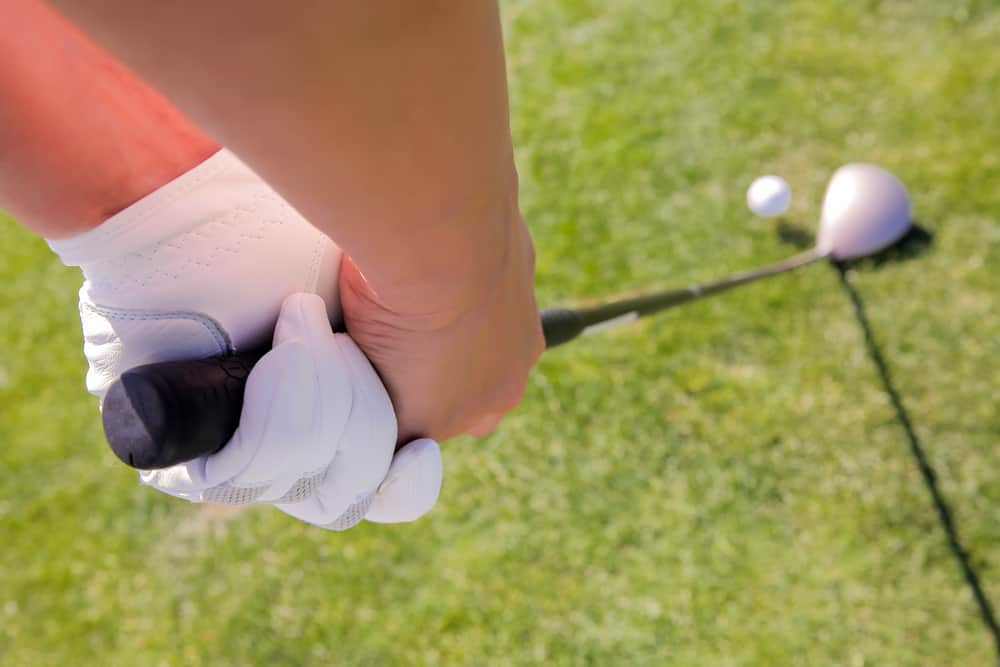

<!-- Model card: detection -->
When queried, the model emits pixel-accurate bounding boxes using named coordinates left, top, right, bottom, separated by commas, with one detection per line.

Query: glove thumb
left=366, top=438, right=443, bottom=523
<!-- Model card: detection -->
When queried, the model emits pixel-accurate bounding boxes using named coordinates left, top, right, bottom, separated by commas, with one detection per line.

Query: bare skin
left=5, top=0, right=543, bottom=441
left=0, top=0, right=218, bottom=238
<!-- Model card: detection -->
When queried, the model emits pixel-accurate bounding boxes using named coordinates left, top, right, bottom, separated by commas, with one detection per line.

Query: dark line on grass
left=835, top=266, right=1000, bottom=661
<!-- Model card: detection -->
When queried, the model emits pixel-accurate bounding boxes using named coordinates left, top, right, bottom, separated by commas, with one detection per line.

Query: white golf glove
left=141, top=292, right=441, bottom=528
left=47, top=148, right=443, bottom=529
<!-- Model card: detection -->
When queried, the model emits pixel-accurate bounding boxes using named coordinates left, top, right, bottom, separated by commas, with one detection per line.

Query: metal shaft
left=541, top=247, right=822, bottom=347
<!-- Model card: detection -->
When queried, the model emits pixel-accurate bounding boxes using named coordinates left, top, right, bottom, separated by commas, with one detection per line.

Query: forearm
left=50, top=0, right=519, bottom=308
left=0, top=0, right=217, bottom=239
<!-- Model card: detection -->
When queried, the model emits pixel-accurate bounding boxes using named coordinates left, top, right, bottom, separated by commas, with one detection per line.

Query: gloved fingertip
left=366, top=438, right=442, bottom=523
left=272, top=292, right=333, bottom=346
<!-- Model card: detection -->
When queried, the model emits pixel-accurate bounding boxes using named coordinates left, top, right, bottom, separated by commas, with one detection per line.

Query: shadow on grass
left=835, top=266, right=1000, bottom=660
left=776, top=219, right=935, bottom=269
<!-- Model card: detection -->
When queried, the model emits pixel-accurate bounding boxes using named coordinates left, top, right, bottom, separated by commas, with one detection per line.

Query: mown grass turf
left=2, top=1, right=999, bottom=665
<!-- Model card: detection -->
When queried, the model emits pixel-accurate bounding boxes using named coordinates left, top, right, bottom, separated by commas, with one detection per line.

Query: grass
left=2, top=1, right=999, bottom=664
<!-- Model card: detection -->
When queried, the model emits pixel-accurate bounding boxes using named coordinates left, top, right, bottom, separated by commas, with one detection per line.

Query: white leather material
left=48, top=148, right=341, bottom=400
left=140, top=294, right=443, bottom=529
left=366, top=437, right=443, bottom=523
left=49, top=149, right=443, bottom=528
left=79, top=301, right=231, bottom=398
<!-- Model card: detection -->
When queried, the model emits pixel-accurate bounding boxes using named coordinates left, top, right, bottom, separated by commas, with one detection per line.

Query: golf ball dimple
left=746, top=175, right=791, bottom=217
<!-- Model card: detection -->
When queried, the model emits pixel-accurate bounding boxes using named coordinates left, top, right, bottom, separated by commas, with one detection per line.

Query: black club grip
left=102, top=308, right=584, bottom=470
left=539, top=307, right=585, bottom=347
left=102, top=348, right=266, bottom=469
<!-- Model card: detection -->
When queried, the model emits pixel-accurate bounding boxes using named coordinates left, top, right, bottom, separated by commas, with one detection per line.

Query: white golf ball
left=746, top=175, right=791, bottom=217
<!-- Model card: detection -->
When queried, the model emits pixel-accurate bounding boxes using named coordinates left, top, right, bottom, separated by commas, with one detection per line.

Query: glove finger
left=249, top=292, right=354, bottom=501
left=275, top=334, right=397, bottom=527
left=274, top=493, right=375, bottom=531
left=216, top=293, right=353, bottom=500
left=312, top=334, right=397, bottom=507
left=366, top=438, right=442, bottom=523
left=138, top=462, right=210, bottom=501
left=210, top=340, right=328, bottom=488
left=275, top=439, right=439, bottom=529
left=271, top=292, right=335, bottom=347
left=140, top=340, right=327, bottom=500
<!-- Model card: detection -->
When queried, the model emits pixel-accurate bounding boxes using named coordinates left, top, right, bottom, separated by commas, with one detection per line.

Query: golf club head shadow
left=774, top=220, right=814, bottom=250
left=837, top=221, right=934, bottom=270
left=775, top=219, right=934, bottom=269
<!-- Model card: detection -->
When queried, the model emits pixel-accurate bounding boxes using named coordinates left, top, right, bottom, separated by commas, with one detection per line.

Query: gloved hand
left=46, top=148, right=443, bottom=528
left=141, top=293, right=442, bottom=529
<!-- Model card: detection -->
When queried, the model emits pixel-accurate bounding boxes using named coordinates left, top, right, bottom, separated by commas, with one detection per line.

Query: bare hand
left=339, top=214, right=543, bottom=443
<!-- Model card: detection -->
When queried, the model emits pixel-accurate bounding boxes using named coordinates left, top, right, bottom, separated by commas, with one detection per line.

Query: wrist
left=351, top=191, right=526, bottom=319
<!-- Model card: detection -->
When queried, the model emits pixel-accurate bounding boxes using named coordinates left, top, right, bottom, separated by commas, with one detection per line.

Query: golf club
left=101, top=163, right=911, bottom=470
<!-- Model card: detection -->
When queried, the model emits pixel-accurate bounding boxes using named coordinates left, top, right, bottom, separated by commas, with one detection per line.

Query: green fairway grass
left=2, top=1, right=999, bottom=665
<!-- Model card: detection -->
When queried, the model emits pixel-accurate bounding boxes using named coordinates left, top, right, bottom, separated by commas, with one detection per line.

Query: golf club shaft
left=102, top=247, right=823, bottom=469
left=541, top=247, right=821, bottom=346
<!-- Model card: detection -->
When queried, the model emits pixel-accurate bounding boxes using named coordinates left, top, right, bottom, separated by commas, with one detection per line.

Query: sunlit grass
left=2, top=1, right=999, bottom=664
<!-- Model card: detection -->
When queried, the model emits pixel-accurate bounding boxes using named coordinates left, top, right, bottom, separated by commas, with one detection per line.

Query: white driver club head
left=816, top=163, right=912, bottom=260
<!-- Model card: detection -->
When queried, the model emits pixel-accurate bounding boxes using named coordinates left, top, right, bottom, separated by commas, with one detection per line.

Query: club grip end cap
left=102, top=372, right=172, bottom=470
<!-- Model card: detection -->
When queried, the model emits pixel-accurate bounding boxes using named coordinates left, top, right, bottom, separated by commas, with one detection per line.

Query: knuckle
left=496, top=380, right=527, bottom=413
left=466, top=414, right=502, bottom=437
